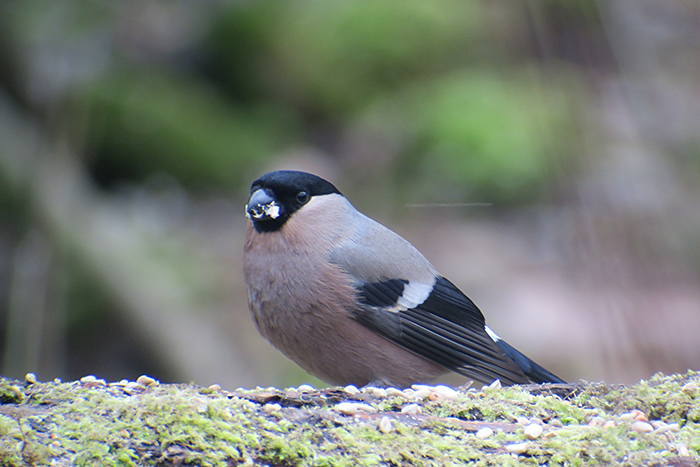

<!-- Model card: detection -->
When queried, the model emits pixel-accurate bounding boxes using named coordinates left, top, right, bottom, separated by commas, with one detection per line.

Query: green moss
left=0, top=373, right=699, bottom=465
left=0, top=382, right=23, bottom=405
left=578, top=371, right=700, bottom=424
left=429, top=385, right=588, bottom=427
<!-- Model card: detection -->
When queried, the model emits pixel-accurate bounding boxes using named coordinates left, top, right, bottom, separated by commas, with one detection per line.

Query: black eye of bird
left=296, top=191, right=309, bottom=204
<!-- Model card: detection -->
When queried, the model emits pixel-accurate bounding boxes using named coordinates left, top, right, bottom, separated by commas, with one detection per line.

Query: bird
left=243, top=170, right=565, bottom=388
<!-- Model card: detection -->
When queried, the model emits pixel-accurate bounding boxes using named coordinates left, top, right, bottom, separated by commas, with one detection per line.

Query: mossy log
left=1, top=372, right=699, bottom=466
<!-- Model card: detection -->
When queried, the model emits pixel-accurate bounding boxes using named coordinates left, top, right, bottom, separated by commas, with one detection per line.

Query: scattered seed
left=476, top=427, right=493, bottom=439
left=195, top=399, right=208, bottom=413
left=603, top=420, right=616, bottom=430
left=516, top=417, right=530, bottom=425
left=336, top=402, right=377, bottom=415
left=488, top=379, right=502, bottom=390
left=80, top=375, right=106, bottom=387
left=344, top=385, right=360, bottom=395
left=208, top=384, right=221, bottom=392
left=25, top=373, right=37, bottom=384
left=433, top=385, right=459, bottom=401
left=122, top=381, right=141, bottom=394
left=588, top=416, right=606, bottom=427
left=681, top=383, right=697, bottom=395
left=401, top=403, right=422, bottom=415
left=386, top=387, right=408, bottom=399
left=619, top=410, right=645, bottom=422
left=505, top=442, right=528, bottom=454
left=378, top=416, right=393, bottom=434
left=676, top=443, right=690, bottom=457
left=136, top=375, right=157, bottom=387
left=619, top=413, right=632, bottom=421
left=411, top=387, right=432, bottom=400
left=264, top=403, right=282, bottom=414
left=631, top=421, right=653, bottom=433
left=297, top=384, right=315, bottom=392
left=549, top=419, right=564, bottom=428
left=654, top=422, right=680, bottom=434
left=524, top=423, right=543, bottom=440
left=366, top=387, right=388, bottom=397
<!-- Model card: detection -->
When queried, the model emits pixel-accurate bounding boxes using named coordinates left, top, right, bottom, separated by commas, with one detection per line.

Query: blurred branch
left=2, top=230, right=55, bottom=377
left=0, top=89, right=256, bottom=387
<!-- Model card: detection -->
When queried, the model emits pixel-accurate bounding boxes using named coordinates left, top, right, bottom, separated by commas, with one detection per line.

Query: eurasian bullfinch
left=243, top=170, right=564, bottom=388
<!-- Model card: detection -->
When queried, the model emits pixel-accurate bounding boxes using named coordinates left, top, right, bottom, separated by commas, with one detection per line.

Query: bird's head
left=246, top=171, right=341, bottom=233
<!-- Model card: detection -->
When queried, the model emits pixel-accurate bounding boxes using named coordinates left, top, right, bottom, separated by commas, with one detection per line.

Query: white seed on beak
left=266, top=203, right=281, bottom=219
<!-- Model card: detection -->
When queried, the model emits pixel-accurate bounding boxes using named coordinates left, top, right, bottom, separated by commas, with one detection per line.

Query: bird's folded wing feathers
left=327, top=217, right=529, bottom=385
left=353, top=276, right=530, bottom=385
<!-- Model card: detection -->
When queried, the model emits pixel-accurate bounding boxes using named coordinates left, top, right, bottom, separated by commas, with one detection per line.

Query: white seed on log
left=367, top=387, right=387, bottom=397
left=631, top=421, right=653, bottom=433
left=378, top=416, right=393, bottom=433
left=411, top=388, right=432, bottom=400
left=433, top=385, right=459, bottom=401
left=264, top=403, right=282, bottom=414
left=387, top=387, right=408, bottom=399
left=136, top=375, right=157, bottom=386
left=336, top=402, right=377, bottom=415
left=524, top=423, right=543, bottom=439
left=588, top=416, right=606, bottom=427
left=505, top=442, right=528, bottom=454
left=401, top=403, right=422, bottom=415
left=676, top=443, right=690, bottom=457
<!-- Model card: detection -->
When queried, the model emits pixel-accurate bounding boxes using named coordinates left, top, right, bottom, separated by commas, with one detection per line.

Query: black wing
left=354, top=276, right=531, bottom=385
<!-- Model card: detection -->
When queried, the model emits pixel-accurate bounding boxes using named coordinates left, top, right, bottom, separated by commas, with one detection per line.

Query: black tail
left=495, top=339, right=565, bottom=384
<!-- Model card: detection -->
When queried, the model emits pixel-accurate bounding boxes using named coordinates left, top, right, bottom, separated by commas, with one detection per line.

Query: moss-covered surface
left=0, top=372, right=699, bottom=466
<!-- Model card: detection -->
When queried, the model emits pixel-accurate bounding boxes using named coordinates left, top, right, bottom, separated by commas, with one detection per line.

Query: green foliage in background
left=402, top=70, right=570, bottom=205
left=1, top=0, right=580, bottom=203
left=79, top=67, right=295, bottom=189
left=207, top=0, right=575, bottom=205
left=1, top=0, right=585, bottom=202
left=210, top=0, right=481, bottom=116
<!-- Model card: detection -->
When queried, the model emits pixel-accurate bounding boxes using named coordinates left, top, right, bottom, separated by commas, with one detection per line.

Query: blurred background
left=0, top=0, right=698, bottom=389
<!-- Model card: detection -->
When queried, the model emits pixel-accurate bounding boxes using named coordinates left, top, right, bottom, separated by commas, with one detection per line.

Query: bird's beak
left=246, top=189, right=281, bottom=221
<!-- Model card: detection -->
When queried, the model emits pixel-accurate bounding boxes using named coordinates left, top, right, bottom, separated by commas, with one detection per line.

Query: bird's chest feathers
left=244, top=221, right=355, bottom=325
